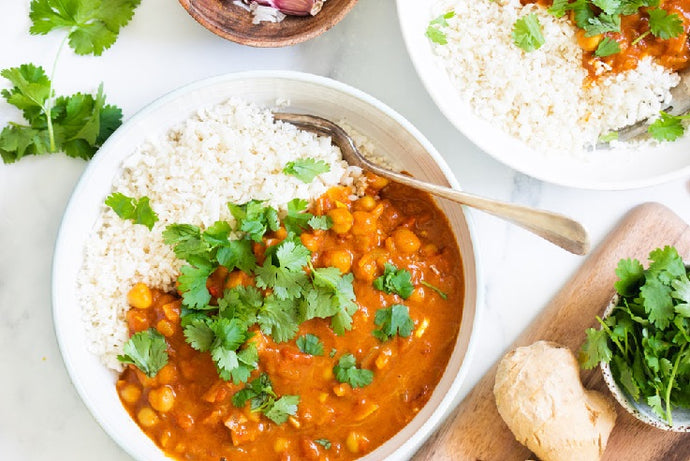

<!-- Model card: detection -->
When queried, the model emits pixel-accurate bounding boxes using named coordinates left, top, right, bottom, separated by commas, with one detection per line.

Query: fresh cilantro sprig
left=117, top=328, right=168, bottom=378
left=105, top=192, right=158, bottom=230
left=580, top=246, right=690, bottom=425
left=648, top=111, right=690, bottom=142
left=512, top=13, right=545, bottom=52
left=333, top=353, right=374, bottom=388
left=373, top=263, right=414, bottom=299
left=296, top=333, right=324, bottom=356
left=373, top=305, right=414, bottom=342
left=1, top=0, right=140, bottom=164
left=426, top=11, right=455, bottom=45
left=29, top=0, right=141, bottom=56
left=228, top=200, right=280, bottom=243
left=283, top=198, right=332, bottom=235
left=232, top=373, right=300, bottom=424
left=283, top=158, right=330, bottom=183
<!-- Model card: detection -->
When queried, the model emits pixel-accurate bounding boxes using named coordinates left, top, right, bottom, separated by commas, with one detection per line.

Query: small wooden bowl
left=178, top=0, right=358, bottom=47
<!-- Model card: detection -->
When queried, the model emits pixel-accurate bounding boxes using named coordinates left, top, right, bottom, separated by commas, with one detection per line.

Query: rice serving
left=77, top=99, right=365, bottom=370
left=430, top=0, right=683, bottom=152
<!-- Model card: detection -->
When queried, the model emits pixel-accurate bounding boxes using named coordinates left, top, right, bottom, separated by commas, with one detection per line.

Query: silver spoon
left=274, top=112, right=590, bottom=255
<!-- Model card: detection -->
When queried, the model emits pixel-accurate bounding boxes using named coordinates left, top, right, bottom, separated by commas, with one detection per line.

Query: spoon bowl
left=274, top=112, right=591, bottom=255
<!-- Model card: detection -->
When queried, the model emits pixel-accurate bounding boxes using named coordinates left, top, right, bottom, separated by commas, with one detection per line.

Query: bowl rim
left=51, top=70, right=484, bottom=460
left=599, top=291, right=690, bottom=432
left=177, top=0, right=359, bottom=47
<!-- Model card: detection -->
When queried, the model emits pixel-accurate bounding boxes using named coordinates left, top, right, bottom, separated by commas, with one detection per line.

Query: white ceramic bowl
left=52, top=71, right=481, bottom=461
left=396, top=0, right=690, bottom=190
left=600, top=293, right=690, bottom=432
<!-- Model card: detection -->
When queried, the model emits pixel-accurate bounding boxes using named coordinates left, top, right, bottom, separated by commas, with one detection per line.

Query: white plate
left=396, top=0, right=690, bottom=190
left=52, top=71, right=481, bottom=461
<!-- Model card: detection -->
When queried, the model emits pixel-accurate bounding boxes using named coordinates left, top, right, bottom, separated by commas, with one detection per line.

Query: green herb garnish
left=512, top=13, right=545, bottom=52
left=648, top=111, right=690, bottom=142
left=373, top=263, right=414, bottom=299
left=283, top=158, right=330, bottom=183
left=426, top=11, right=455, bottom=45
left=105, top=192, right=158, bottom=230
left=595, top=36, right=622, bottom=57
left=232, top=373, right=300, bottom=425
left=296, top=333, right=324, bottom=356
left=373, top=304, right=414, bottom=342
left=117, top=328, right=168, bottom=378
left=580, top=246, right=690, bottom=425
left=333, top=353, right=374, bottom=388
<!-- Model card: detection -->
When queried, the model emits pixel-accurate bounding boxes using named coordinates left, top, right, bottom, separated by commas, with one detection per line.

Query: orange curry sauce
left=526, top=0, right=690, bottom=76
left=116, top=177, right=464, bottom=461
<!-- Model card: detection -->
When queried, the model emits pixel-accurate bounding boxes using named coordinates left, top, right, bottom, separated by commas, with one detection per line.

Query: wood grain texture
left=413, top=202, right=690, bottom=461
left=178, top=0, right=357, bottom=47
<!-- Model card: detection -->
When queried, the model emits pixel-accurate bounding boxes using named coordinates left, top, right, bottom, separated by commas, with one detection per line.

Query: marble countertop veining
left=0, top=0, right=688, bottom=460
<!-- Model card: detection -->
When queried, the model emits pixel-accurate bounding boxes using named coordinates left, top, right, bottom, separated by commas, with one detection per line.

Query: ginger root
left=494, top=341, right=617, bottom=461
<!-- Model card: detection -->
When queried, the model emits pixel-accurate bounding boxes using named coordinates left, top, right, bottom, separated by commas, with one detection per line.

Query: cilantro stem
left=45, top=33, right=70, bottom=152
left=631, top=30, right=650, bottom=46
left=595, top=315, right=626, bottom=356
left=664, top=342, right=687, bottom=425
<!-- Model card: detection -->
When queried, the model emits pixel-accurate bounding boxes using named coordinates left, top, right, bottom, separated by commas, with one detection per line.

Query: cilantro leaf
left=579, top=326, right=612, bottom=369
left=512, top=13, right=545, bottom=52
left=283, top=158, right=331, bottom=183
left=373, top=263, right=414, bottom=299
left=117, top=328, right=168, bottom=377
left=178, top=262, right=214, bottom=309
left=648, top=8, right=684, bottom=40
left=584, top=13, right=621, bottom=36
left=548, top=0, right=570, bottom=17
left=569, top=0, right=596, bottom=29
left=283, top=198, right=312, bottom=235
left=29, top=0, right=142, bottom=56
left=595, top=36, right=621, bottom=57
left=183, top=318, right=215, bottom=352
left=296, top=334, right=324, bottom=356
left=315, top=439, right=332, bottom=450
left=218, top=285, right=262, bottom=326
left=641, top=278, right=675, bottom=329
left=228, top=200, right=280, bottom=242
left=615, top=258, right=646, bottom=297
left=216, top=239, right=257, bottom=274
left=258, top=294, right=300, bottom=343
left=232, top=373, right=299, bottom=424
left=425, top=11, right=455, bottom=45
left=373, top=304, right=414, bottom=342
left=264, top=395, right=300, bottom=425
left=311, top=268, right=359, bottom=335
left=308, top=215, right=332, bottom=230
left=592, top=0, right=622, bottom=15
left=333, top=353, right=374, bottom=388
left=648, top=111, right=689, bottom=142
left=105, top=192, right=158, bottom=230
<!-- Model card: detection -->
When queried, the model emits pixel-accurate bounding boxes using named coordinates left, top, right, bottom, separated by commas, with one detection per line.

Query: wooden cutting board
left=413, top=202, right=690, bottom=461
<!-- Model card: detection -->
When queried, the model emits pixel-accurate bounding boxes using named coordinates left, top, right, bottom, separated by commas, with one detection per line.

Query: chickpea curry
left=525, top=0, right=690, bottom=77
left=116, top=174, right=464, bottom=460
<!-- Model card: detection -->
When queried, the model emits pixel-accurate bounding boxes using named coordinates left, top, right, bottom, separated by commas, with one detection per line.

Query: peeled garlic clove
left=247, top=0, right=323, bottom=16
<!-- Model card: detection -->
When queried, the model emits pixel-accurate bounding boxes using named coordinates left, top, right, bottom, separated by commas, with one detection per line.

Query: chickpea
left=156, top=363, right=177, bottom=385
left=137, top=407, right=159, bottom=427
left=127, top=283, right=153, bottom=309
left=327, top=207, right=354, bottom=234
left=392, top=228, right=421, bottom=254
left=353, top=256, right=378, bottom=282
left=118, top=382, right=141, bottom=404
left=300, top=232, right=321, bottom=252
left=345, top=431, right=369, bottom=453
left=367, top=173, right=389, bottom=191
left=355, top=195, right=376, bottom=211
left=323, top=249, right=353, bottom=274
left=148, top=385, right=176, bottom=413
left=351, top=211, right=377, bottom=236
left=576, top=29, right=603, bottom=52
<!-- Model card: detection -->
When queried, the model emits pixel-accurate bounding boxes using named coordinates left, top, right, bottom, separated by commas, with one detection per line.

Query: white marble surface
left=0, top=1, right=688, bottom=460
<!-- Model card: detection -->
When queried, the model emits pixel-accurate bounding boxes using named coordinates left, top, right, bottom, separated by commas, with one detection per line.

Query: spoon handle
left=363, top=161, right=590, bottom=255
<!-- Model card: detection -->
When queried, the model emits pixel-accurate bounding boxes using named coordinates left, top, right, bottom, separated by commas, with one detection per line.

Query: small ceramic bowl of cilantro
left=580, top=245, right=690, bottom=431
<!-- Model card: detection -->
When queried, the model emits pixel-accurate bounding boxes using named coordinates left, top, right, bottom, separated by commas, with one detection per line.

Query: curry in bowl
left=72, top=96, right=467, bottom=460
